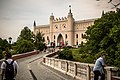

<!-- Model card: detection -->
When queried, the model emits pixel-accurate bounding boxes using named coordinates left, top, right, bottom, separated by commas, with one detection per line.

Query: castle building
left=34, top=6, right=97, bottom=47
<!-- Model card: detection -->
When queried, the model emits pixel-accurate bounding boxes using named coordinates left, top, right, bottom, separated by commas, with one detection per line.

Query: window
left=47, top=36, right=49, bottom=40
left=76, top=42, right=78, bottom=45
left=43, top=37, right=45, bottom=41
left=55, top=25, right=58, bottom=29
left=65, top=34, right=67, bottom=39
left=62, top=24, right=66, bottom=28
left=76, top=34, right=78, bottom=38
left=54, top=35, right=55, bottom=39
left=81, top=33, right=84, bottom=38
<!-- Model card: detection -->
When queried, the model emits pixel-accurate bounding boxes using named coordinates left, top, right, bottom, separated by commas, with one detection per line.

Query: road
left=16, top=52, right=77, bottom=80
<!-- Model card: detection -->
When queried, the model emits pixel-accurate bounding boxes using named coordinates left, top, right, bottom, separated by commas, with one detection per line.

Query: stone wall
left=0, top=50, right=39, bottom=66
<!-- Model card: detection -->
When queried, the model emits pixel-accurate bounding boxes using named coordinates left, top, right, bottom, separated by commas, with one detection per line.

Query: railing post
left=52, top=58, right=54, bottom=68
left=65, top=61, right=68, bottom=73
left=58, top=60, right=61, bottom=69
left=47, top=58, right=49, bottom=65
left=53, top=58, right=55, bottom=67
left=43, top=57, right=45, bottom=63
left=46, top=58, right=48, bottom=65
left=74, top=63, right=77, bottom=77
left=87, top=65, right=90, bottom=80
left=49, top=58, right=51, bottom=66
left=106, top=68, right=112, bottom=80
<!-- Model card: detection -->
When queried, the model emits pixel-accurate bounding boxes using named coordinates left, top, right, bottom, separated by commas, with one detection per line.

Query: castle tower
left=34, top=20, right=36, bottom=27
left=67, top=5, right=74, bottom=46
left=50, top=13, right=54, bottom=43
left=33, top=20, right=37, bottom=34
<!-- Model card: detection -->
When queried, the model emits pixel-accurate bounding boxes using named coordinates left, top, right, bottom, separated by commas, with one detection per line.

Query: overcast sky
left=0, top=0, right=120, bottom=42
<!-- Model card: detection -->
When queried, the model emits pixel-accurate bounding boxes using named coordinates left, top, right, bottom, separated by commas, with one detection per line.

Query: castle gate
left=57, top=34, right=64, bottom=47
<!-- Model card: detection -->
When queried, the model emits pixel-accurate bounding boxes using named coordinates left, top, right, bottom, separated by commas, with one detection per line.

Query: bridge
left=0, top=49, right=120, bottom=80
left=0, top=51, right=77, bottom=80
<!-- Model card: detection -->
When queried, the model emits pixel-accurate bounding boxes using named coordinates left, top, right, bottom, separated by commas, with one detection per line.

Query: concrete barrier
left=0, top=50, right=39, bottom=66
left=12, top=50, right=39, bottom=60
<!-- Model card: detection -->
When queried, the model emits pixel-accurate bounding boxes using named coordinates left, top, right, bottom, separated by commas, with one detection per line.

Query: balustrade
left=43, top=52, right=120, bottom=80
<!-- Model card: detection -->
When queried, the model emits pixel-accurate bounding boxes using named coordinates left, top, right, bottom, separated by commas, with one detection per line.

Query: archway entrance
left=57, top=34, right=64, bottom=47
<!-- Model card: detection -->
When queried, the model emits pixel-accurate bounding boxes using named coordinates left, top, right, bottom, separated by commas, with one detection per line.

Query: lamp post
left=8, top=37, right=12, bottom=44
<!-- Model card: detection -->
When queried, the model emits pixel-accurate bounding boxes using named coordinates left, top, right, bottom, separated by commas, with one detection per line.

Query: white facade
left=34, top=7, right=97, bottom=46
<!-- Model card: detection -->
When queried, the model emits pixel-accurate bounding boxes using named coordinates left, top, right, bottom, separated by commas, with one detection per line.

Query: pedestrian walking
left=1, top=52, right=18, bottom=80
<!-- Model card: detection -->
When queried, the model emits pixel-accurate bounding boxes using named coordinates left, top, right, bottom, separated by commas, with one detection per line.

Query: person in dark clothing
left=1, top=53, right=18, bottom=80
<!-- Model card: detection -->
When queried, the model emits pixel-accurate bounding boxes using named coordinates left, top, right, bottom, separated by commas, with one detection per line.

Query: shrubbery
left=0, top=38, right=9, bottom=59
left=58, top=49, right=73, bottom=60
left=78, top=9, right=120, bottom=68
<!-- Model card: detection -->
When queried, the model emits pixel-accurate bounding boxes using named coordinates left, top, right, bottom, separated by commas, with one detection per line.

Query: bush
left=58, top=49, right=73, bottom=60
left=39, top=43, right=46, bottom=51
left=63, top=46, right=73, bottom=49
left=73, top=53, right=94, bottom=63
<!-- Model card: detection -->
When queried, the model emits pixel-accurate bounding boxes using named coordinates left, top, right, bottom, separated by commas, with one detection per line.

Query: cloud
left=0, top=0, right=120, bottom=41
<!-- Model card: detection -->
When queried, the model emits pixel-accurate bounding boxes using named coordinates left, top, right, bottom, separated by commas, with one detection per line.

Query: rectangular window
left=81, top=33, right=84, bottom=38
left=54, top=35, right=55, bottom=39
left=47, top=36, right=49, bottom=40
left=66, top=34, right=67, bottom=39
left=76, top=34, right=78, bottom=38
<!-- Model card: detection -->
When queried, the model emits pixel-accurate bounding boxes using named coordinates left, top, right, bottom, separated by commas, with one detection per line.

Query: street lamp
left=8, top=37, right=12, bottom=44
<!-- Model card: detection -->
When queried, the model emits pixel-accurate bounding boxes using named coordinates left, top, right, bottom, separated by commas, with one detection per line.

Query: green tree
left=17, top=26, right=34, bottom=42
left=79, top=9, right=120, bottom=67
left=34, top=32, right=45, bottom=51
left=16, top=39, right=34, bottom=53
left=15, top=27, right=35, bottom=54
left=0, top=38, right=9, bottom=59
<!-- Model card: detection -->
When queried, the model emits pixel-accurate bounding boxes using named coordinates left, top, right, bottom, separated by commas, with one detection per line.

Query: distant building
left=34, top=6, right=97, bottom=47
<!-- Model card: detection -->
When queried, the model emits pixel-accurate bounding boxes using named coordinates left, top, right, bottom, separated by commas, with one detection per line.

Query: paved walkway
left=15, top=52, right=78, bottom=80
